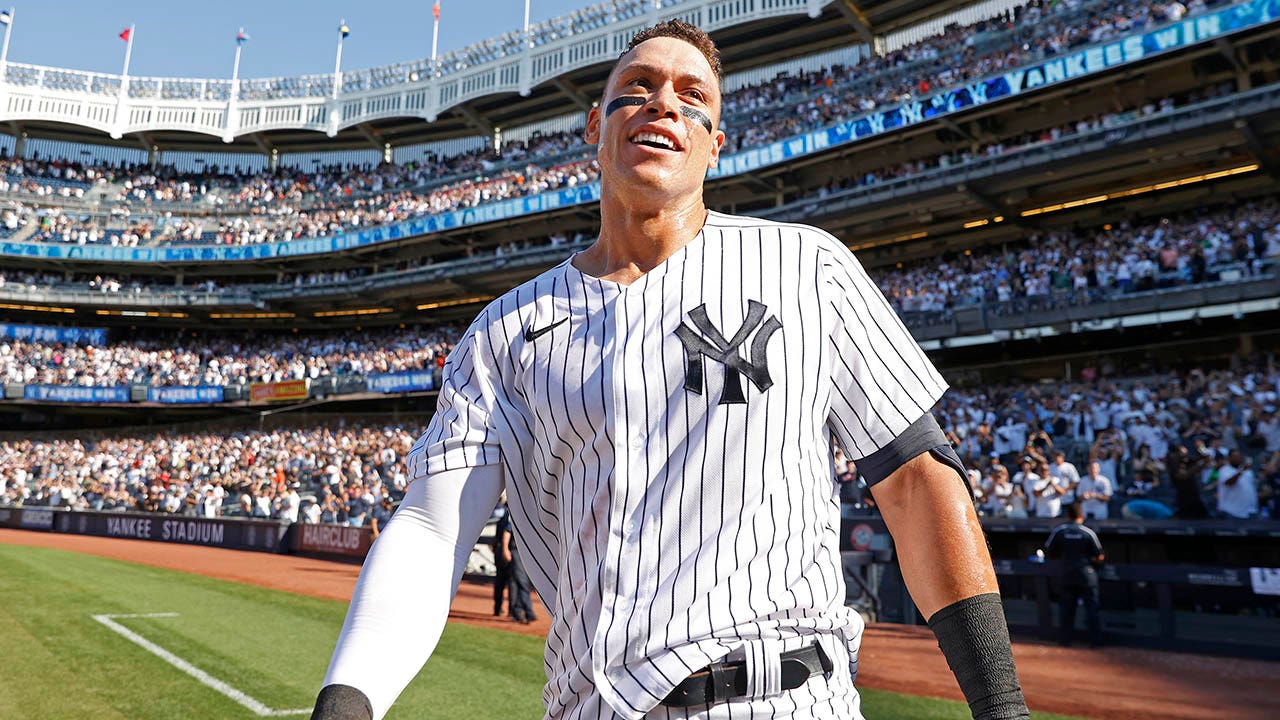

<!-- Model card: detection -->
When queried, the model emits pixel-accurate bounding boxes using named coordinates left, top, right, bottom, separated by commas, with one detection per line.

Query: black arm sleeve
left=311, top=684, right=373, bottom=720
left=856, top=412, right=972, bottom=496
left=927, top=594, right=1030, bottom=720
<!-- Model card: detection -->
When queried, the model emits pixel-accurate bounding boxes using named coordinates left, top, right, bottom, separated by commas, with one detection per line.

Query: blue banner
left=24, top=385, right=130, bottom=403
left=0, top=322, right=108, bottom=345
left=710, top=0, right=1279, bottom=178
left=147, top=386, right=225, bottom=404
left=2, top=0, right=1275, bottom=264
left=366, top=370, right=435, bottom=394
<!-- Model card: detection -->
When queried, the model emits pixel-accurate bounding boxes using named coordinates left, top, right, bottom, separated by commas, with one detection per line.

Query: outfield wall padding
left=0, top=506, right=56, bottom=531
left=294, top=522, right=374, bottom=559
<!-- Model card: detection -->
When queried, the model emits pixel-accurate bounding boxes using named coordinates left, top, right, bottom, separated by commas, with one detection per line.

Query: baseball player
left=312, top=21, right=1028, bottom=720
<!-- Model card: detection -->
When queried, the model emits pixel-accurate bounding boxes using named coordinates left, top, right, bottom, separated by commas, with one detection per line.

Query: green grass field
left=0, top=544, right=1082, bottom=719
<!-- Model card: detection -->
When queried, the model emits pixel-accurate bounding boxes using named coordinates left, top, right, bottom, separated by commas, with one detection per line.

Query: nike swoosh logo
left=524, top=318, right=568, bottom=342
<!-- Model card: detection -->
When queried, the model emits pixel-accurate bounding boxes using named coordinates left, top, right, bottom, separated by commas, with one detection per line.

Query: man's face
left=585, top=36, right=726, bottom=199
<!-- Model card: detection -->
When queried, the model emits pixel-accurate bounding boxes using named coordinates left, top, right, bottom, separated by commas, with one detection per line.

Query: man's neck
left=573, top=189, right=707, bottom=285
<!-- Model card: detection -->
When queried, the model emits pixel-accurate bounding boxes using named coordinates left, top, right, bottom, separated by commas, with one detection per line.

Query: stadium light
left=314, top=307, right=393, bottom=317
left=209, top=312, right=296, bottom=319
left=0, top=302, right=75, bottom=314
left=416, top=295, right=494, bottom=310
left=1020, top=164, right=1260, bottom=217
left=94, top=310, right=189, bottom=318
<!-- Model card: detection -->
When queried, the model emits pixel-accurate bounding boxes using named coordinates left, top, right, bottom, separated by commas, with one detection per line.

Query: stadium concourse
left=0, top=527, right=1275, bottom=720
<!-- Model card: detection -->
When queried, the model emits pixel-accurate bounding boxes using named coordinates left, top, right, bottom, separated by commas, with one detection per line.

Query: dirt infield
left=5, top=528, right=1275, bottom=720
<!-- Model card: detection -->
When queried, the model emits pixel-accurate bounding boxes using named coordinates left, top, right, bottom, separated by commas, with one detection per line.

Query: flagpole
left=332, top=20, right=344, bottom=99
left=0, top=8, right=15, bottom=76
left=115, top=24, right=135, bottom=139
left=121, top=23, right=135, bottom=78
left=232, top=31, right=244, bottom=84
left=523, top=0, right=531, bottom=47
left=431, top=20, right=439, bottom=65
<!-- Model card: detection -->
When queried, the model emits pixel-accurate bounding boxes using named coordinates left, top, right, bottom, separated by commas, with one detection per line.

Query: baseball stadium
left=1, top=0, right=1279, bottom=718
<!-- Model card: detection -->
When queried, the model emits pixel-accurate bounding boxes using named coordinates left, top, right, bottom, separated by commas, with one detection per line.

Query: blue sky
left=3, top=1, right=590, bottom=79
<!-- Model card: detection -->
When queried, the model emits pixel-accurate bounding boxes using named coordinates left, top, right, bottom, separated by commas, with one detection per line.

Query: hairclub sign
left=296, top=523, right=374, bottom=558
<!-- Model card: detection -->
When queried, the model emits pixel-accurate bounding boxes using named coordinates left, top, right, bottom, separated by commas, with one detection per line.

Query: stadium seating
left=0, top=0, right=1222, bottom=251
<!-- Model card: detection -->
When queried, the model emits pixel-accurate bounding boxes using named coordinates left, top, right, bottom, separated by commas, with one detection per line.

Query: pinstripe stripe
left=413, top=212, right=941, bottom=720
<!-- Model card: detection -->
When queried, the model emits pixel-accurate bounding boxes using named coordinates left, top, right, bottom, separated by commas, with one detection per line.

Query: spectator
left=1077, top=461, right=1115, bottom=520
left=1212, top=450, right=1259, bottom=519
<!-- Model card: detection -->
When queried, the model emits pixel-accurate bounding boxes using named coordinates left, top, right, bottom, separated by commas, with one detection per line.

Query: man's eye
left=687, top=90, right=704, bottom=102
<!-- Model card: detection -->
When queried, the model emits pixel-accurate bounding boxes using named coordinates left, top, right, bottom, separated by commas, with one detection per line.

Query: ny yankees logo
left=675, top=300, right=782, bottom=405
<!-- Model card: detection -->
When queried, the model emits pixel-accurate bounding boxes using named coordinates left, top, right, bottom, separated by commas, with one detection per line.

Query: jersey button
left=630, top=433, right=645, bottom=450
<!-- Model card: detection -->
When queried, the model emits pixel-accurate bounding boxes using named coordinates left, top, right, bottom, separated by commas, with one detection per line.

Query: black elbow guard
left=311, top=684, right=373, bottom=720
left=926, top=593, right=1030, bottom=720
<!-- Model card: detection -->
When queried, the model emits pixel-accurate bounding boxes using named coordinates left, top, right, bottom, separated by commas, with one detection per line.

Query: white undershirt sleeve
left=321, top=464, right=504, bottom=720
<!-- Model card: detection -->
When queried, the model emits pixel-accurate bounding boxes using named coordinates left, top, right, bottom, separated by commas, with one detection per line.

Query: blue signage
left=2, top=0, right=1276, bottom=264
left=366, top=370, right=435, bottom=394
left=24, top=385, right=130, bottom=403
left=710, top=0, right=1279, bottom=177
left=0, top=322, right=108, bottom=345
left=147, top=386, right=225, bottom=404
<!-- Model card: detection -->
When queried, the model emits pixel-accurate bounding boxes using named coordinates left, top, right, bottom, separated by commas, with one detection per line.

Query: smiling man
left=312, top=20, right=1028, bottom=720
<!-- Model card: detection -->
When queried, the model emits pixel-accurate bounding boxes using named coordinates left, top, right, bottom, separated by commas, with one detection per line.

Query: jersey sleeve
left=818, top=234, right=949, bottom=460
left=409, top=318, right=504, bottom=477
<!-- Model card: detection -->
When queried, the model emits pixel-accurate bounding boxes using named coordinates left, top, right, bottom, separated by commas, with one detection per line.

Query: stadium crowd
left=2, top=85, right=1203, bottom=249
left=943, top=360, right=1279, bottom=521
left=0, top=326, right=457, bottom=387
left=878, top=198, right=1280, bottom=315
left=0, top=422, right=421, bottom=527
left=6, top=360, right=1278, bottom=522
left=1, top=0, right=1226, bottom=249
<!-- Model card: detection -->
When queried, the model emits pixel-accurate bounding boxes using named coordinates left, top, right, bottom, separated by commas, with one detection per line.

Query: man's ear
left=707, top=127, right=726, bottom=169
left=585, top=105, right=601, bottom=145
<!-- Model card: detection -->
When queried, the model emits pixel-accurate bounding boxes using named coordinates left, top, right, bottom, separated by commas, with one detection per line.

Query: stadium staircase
left=4, top=223, right=37, bottom=243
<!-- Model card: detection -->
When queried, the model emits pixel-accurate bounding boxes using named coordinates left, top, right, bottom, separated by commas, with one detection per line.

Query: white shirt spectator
left=1217, top=465, right=1258, bottom=519
left=280, top=488, right=301, bottom=522
left=1049, top=460, right=1081, bottom=504
left=1077, top=472, right=1114, bottom=519
left=995, top=421, right=1027, bottom=457
left=201, top=491, right=219, bottom=518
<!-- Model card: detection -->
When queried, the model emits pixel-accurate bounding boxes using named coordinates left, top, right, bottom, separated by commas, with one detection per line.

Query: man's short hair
left=623, top=19, right=722, bottom=83
left=1064, top=503, right=1084, bottom=521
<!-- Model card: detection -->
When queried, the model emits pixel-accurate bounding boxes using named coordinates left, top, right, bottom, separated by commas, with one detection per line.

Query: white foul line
left=91, top=613, right=310, bottom=717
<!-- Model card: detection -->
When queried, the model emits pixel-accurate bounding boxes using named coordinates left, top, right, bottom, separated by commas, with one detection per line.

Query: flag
left=236, top=28, right=249, bottom=46
left=338, top=20, right=350, bottom=38
left=0, top=11, right=12, bottom=26
left=119, top=27, right=131, bottom=42
left=432, top=2, right=440, bottom=21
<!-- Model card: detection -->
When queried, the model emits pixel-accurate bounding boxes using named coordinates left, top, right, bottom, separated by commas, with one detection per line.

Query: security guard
left=1044, top=502, right=1105, bottom=646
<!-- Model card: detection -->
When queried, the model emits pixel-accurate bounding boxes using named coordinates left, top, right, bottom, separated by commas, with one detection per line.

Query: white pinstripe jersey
left=411, top=211, right=948, bottom=719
